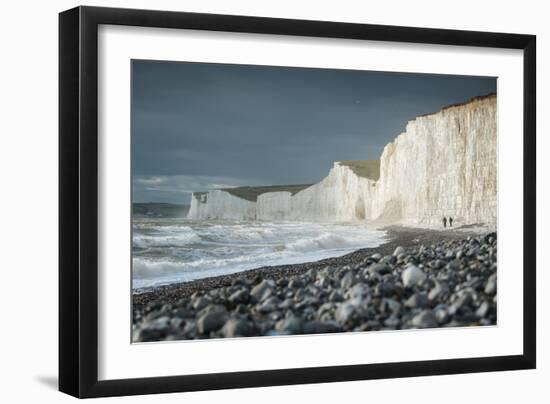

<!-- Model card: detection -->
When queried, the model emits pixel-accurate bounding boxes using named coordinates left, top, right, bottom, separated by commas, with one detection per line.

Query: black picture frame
left=59, top=5, right=536, bottom=398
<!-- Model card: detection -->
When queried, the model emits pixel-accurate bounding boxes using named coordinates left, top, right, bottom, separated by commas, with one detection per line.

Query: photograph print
left=131, top=60, right=497, bottom=342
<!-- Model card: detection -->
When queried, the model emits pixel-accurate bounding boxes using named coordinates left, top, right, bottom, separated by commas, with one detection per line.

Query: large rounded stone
left=405, top=293, right=429, bottom=309
left=228, top=289, right=250, bottom=305
left=402, top=264, right=427, bottom=288
left=393, top=246, right=405, bottom=256
left=410, top=310, right=438, bottom=328
left=250, top=279, right=275, bottom=302
left=197, top=306, right=228, bottom=334
left=275, top=315, right=303, bottom=334
left=221, top=318, right=255, bottom=337
left=335, top=302, right=356, bottom=325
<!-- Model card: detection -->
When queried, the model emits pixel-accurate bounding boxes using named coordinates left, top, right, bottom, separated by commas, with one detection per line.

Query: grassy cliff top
left=338, top=160, right=380, bottom=181
left=222, top=184, right=312, bottom=202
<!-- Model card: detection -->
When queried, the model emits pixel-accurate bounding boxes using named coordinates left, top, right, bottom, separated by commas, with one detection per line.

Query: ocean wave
left=132, top=253, right=278, bottom=287
left=133, top=259, right=186, bottom=277
left=133, top=232, right=201, bottom=248
left=284, top=232, right=369, bottom=253
left=131, top=218, right=388, bottom=288
left=133, top=251, right=276, bottom=278
left=200, top=226, right=277, bottom=243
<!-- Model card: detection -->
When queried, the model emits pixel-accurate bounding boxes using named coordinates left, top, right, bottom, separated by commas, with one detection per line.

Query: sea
left=132, top=217, right=388, bottom=290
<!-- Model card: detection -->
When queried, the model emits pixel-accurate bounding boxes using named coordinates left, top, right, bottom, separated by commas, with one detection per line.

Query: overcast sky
left=132, top=60, right=496, bottom=204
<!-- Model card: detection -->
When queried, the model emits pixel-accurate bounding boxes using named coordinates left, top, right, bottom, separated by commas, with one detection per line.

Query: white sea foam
left=133, top=232, right=201, bottom=248
left=132, top=218, right=387, bottom=289
left=285, top=232, right=366, bottom=252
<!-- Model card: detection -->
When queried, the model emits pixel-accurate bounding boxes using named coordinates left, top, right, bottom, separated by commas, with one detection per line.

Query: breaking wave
left=132, top=218, right=387, bottom=289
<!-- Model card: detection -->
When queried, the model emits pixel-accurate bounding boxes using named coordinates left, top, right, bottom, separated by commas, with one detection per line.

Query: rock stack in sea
left=133, top=233, right=497, bottom=342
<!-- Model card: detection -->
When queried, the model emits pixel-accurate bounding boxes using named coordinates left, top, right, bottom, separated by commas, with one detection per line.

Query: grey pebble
left=405, top=293, right=429, bottom=309
left=197, top=306, right=228, bottom=334
left=133, top=232, right=497, bottom=342
left=335, top=302, right=356, bottom=325
left=393, top=246, right=405, bottom=256
left=275, top=314, right=303, bottom=334
left=411, top=310, right=438, bottom=328
left=221, top=318, right=255, bottom=338
left=250, top=279, right=275, bottom=302
left=402, top=264, right=427, bottom=288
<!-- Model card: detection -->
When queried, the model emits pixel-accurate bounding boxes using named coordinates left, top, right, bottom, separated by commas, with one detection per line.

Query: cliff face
left=256, top=192, right=292, bottom=221
left=371, top=95, right=497, bottom=225
left=188, top=190, right=256, bottom=220
left=187, top=94, right=497, bottom=226
left=288, top=163, right=377, bottom=222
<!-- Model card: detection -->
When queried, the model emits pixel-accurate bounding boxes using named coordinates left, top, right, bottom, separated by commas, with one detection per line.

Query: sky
left=132, top=60, right=496, bottom=204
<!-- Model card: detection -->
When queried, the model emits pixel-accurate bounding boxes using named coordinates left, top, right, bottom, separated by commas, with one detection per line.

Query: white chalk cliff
left=286, top=163, right=377, bottom=222
left=187, top=190, right=256, bottom=221
left=188, top=94, right=497, bottom=226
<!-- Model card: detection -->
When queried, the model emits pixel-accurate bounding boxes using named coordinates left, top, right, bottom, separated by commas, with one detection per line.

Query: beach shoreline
left=133, top=225, right=496, bottom=341
left=133, top=226, right=474, bottom=300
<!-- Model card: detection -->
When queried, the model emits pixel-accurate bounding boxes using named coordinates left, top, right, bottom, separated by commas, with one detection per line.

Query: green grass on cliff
left=338, top=160, right=380, bottom=181
left=222, top=184, right=312, bottom=202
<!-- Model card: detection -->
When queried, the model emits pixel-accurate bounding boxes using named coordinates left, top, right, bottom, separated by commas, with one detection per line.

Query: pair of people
left=443, top=217, right=453, bottom=228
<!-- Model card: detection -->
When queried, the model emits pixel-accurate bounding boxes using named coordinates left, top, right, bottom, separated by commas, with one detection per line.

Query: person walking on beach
left=449, top=217, right=453, bottom=227
left=443, top=217, right=447, bottom=228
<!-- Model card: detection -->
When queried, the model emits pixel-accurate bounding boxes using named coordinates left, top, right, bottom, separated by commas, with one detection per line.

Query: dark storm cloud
left=132, top=60, right=496, bottom=203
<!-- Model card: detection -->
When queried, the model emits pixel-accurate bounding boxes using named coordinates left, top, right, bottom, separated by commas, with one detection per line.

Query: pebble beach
left=132, top=226, right=497, bottom=342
